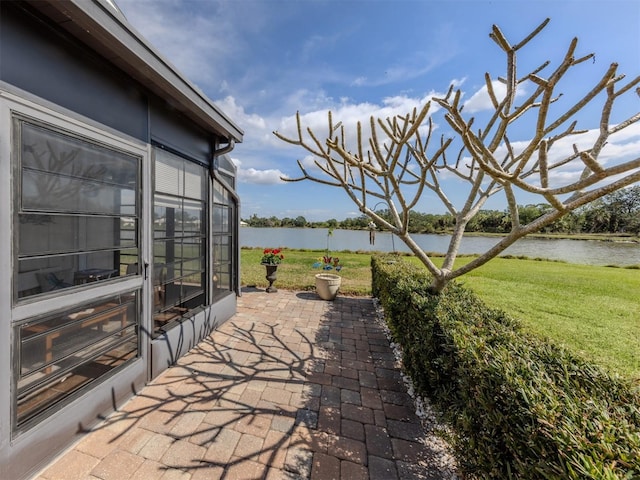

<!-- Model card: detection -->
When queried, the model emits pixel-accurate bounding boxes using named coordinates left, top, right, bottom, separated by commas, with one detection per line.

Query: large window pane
left=16, top=120, right=140, bottom=301
left=212, top=178, right=234, bottom=301
left=22, top=170, right=135, bottom=215
left=16, top=293, right=139, bottom=428
left=21, top=123, right=138, bottom=213
left=153, top=149, right=206, bottom=334
left=13, top=118, right=141, bottom=433
left=18, top=249, right=138, bottom=298
left=19, top=214, right=136, bottom=255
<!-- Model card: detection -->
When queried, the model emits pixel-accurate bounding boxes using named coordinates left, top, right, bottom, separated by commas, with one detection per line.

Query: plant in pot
left=312, top=229, right=342, bottom=300
left=261, top=248, right=284, bottom=293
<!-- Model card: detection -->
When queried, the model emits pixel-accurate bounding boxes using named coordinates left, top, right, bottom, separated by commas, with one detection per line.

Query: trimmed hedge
left=371, top=255, right=640, bottom=479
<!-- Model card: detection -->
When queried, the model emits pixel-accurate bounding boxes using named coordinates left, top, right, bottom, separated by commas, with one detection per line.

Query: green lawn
left=241, top=247, right=374, bottom=295
left=453, top=257, right=640, bottom=381
left=240, top=247, right=640, bottom=380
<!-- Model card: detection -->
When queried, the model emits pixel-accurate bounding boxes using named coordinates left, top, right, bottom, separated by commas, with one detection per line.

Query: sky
left=115, top=0, right=640, bottom=222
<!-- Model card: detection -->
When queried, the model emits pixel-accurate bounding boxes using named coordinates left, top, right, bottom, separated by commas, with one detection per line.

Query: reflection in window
left=153, top=149, right=206, bottom=334
left=15, top=120, right=140, bottom=300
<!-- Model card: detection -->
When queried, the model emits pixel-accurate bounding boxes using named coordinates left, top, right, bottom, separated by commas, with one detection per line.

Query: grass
left=451, top=257, right=640, bottom=381
left=241, top=247, right=374, bottom=295
left=241, top=247, right=640, bottom=381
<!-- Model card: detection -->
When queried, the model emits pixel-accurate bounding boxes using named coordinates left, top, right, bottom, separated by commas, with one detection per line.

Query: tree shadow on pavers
left=75, top=295, right=330, bottom=478
left=158, top=320, right=318, bottom=477
left=71, top=291, right=457, bottom=479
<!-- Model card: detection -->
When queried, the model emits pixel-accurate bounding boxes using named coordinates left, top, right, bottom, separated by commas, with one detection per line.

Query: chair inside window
left=36, top=270, right=73, bottom=292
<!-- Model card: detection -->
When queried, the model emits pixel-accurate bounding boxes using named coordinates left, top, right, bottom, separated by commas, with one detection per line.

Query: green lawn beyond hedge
left=454, top=256, right=640, bottom=381
left=371, top=255, right=640, bottom=479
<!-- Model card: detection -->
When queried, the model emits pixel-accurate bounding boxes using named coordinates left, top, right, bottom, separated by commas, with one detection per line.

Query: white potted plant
left=312, top=229, right=342, bottom=300
left=314, top=270, right=341, bottom=300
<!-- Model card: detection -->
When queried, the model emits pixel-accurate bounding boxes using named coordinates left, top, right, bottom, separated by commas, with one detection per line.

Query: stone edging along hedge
left=371, top=255, right=640, bottom=479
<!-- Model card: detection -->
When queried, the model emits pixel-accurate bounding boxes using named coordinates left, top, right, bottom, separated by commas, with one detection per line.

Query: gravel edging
left=373, top=297, right=460, bottom=479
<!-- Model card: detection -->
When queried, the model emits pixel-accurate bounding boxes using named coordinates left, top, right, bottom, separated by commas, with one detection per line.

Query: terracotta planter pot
left=315, top=273, right=341, bottom=300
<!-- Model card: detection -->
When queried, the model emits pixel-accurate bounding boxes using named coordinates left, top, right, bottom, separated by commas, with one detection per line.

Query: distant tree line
left=243, top=186, right=640, bottom=235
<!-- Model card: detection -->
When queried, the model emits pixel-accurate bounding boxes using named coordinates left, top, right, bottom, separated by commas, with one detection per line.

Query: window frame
left=151, top=146, right=208, bottom=336
left=14, top=290, right=140, bottom=431
left=211, top=177, right=236, bottom=301
left=6, top=99, right=148, bottom=436
left=12, top=114, right=142, bottom=305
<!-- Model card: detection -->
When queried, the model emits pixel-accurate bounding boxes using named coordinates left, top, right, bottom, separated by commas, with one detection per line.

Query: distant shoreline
left=241, top=225, right=639, bottom=244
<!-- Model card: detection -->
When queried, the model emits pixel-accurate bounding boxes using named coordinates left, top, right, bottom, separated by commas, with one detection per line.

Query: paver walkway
left=34, top=289, right=456, bottom=480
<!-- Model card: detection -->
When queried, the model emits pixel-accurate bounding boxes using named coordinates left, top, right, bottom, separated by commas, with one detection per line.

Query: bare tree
left=274, top=19, right=640, bottom=293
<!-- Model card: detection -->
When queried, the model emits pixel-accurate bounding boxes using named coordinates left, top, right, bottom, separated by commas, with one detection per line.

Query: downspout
left=211, top=138, right=239, bottom=205
left=210, top=138, right=242, bottom=297
left=212, top=138, right=235, bottom=162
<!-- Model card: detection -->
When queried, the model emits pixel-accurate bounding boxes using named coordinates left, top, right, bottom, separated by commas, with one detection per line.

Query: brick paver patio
left=33, top=289, right=456, bottom=480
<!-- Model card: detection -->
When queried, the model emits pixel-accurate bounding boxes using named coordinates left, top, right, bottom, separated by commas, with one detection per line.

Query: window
left=12, top=117, right=141, bottom=430
left=15, top=120, right=140, bottom=300
left=16, top=293, right=139, bottom=428
left=153, top=149, right=207, bottom=334
left=212, top=178, right=234, bottom=300
left=215, top=154, right=236, bottom=189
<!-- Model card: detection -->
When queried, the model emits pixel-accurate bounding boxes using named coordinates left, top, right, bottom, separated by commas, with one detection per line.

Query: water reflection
left=240, top=227, right=640, bottom=267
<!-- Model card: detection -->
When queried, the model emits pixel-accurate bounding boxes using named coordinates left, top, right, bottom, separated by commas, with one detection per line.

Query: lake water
left=240, top=227, right=640, bottom=267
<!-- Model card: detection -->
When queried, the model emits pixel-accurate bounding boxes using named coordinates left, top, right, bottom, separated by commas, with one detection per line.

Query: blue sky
left=116, top=0, right=640, bottom=222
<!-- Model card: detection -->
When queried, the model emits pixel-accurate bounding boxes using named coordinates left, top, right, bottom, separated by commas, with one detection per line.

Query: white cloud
left=233, top=83, right=640, bottom=197
left=463, top=123, right=640, bottom=189
left=237, top=167, right=287, bottom=185
left=230, top=157, right=285, bottom=185
left=274, top=90, right=445, bottom=155
left=463, top=80, right=529, bottom=114
left=542, top=123, right=640, bottom=168
left=216, top=96, right=266, bottom=130
left=463, top=81, right=500, bottom=113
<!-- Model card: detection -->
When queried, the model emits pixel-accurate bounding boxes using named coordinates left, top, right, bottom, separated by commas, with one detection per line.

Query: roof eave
left=28, top=0, right=244, bottom=143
